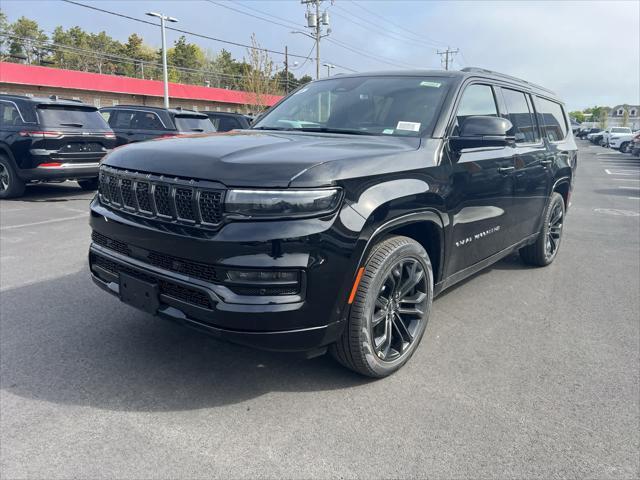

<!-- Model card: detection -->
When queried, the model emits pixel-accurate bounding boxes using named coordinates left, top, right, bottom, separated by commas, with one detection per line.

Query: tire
left=0, top=155, right=25, bottom=199
left=619, top=142, right=629, bottom=153
left=78, top=178, right=99, bottom=190
left=330, top=235, right=433, bottom=378
left=519, top=192, right=565, bottom=267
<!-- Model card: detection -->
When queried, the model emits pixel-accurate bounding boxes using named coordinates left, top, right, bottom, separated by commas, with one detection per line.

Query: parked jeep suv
left=203, top=111, right=252, bottom=132
left=99, top=105, right=215, bottom=147
left=0, top=94, right=115, bottom=198
left=89, top=68, right=577, bottom=377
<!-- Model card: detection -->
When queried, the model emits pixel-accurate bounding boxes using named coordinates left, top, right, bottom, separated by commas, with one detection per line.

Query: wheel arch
left=0, top=143, right=18, bottom=168
left=357, top=210, right=446, bottom=285
left=552, top=174, right=572, bottom=207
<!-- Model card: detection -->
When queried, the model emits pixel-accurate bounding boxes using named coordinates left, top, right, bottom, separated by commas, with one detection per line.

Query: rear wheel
left=78, top=178, right=99, bottom=190
left=520, top=192, right=565, bottom=267
left=0, top=155, right=25, bottom=199
left=330, top=236, right=433, bottom=378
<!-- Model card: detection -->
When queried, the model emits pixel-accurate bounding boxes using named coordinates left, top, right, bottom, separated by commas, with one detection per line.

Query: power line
left=61, top=0, right=312, bottom=61
left=203, top=0, right=417, bottom=71
left=1, top=32, right=293, bottom=86
left=332, top=4, right=437, bottom=50
left=349, top=0, right=448, bottom=48
left=437, top=47, right=459, bottom=71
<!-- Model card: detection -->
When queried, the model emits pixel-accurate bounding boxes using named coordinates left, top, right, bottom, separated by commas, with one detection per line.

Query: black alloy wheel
left=520, top=192, right=565, bottom=267
left=371, top=258, right=428, bottom=361
left=0, top=162, right=9, bottom=193
left=545, top=200, right=564, bottom=261
left=331, top=235, right=433, bottom=378
left=0, top=156, right=25, bottom=199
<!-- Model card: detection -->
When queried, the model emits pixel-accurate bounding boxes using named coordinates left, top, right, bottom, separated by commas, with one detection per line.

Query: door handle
left=540, top=159, right=553, bottom=165
left=498, top=166, right=515, bottom=174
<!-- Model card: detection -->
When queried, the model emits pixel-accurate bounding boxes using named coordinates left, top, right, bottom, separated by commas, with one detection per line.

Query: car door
left=444, top=83, right=518, bottom=276
left=108, top=109, right=137, bottom=146
left=497, top=87, right=551, bottom=240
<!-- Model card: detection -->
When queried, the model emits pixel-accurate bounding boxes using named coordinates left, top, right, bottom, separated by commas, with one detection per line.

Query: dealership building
left=0, top=62, right=281, bottom=113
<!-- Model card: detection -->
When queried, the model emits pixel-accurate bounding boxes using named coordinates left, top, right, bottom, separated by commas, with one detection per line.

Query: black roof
left=104, top=104, right=208, bottom=117
left=0, top=93, right=96, bottom=108
left=315, top=67, right=560, bottom=101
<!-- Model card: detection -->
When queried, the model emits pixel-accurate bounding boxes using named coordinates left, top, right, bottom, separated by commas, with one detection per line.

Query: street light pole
left=323, top=63, right=335, bottom=77
left=146, top=11, right=178, bottom=109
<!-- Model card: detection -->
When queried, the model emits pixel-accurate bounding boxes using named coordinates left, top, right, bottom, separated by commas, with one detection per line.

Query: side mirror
left=450, top=116, right=515, bottom=149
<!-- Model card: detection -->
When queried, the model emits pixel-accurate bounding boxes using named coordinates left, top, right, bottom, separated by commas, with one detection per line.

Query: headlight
left=225, top=188, right=342, bottom=218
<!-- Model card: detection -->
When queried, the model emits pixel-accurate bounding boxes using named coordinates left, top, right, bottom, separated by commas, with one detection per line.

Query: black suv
left=0, top=94, right=115, bottom=198
left=99, top=105, right=215, bottom=147
left=203, top=111, right=252, bottom=132
left=89, top=68, right=577, bottom=377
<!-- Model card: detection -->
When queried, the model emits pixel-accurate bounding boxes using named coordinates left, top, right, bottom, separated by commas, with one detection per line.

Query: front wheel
left=78, top=178, right=99, bottom=190
left=619, top=142, right=629, bottom=153
left=519, top=192, right=565, bottom=267
left=330, top=236, right=433, bottom=378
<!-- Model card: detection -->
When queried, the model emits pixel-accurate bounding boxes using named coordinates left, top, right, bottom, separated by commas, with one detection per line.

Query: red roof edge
left=0, top=62, right=282, bottom=107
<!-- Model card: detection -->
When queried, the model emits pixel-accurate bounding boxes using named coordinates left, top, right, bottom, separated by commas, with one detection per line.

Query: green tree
left=298, top=74, right=312, bottom=86
left=569, top=111, right=585, bottom=123
left=9, top=16, right=48, bottom=64
left=0, top=11, right=9, bottom=60
left=87, top=31, right=119, bottom=74
left=167, top=35, right=205, bottom=84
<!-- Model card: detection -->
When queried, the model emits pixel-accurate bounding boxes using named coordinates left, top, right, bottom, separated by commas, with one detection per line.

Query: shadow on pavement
left=0, top=271, right=369, bottom=413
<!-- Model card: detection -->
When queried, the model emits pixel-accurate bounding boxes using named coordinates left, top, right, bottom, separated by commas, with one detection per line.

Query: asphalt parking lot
left=1, top=141, right=639, bottom=479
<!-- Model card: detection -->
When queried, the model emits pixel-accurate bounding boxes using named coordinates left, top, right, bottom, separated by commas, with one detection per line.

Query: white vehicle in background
left=603, top=127, right=633, bottom=147
left=610, top=130, right=640, bottom=152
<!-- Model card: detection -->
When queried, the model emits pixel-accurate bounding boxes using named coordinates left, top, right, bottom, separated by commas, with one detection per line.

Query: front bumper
left=89, top=198, right=364, bottom=352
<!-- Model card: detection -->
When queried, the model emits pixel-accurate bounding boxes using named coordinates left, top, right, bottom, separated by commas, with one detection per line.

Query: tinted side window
left=0, top=101, right=25, bottom=127
left=454, top=84, right=498, bottom=134
left=113, top=110, right=136, bottom=129
left=502, top=88, right=539, bottom=143
left=535, top=97, right=568, bottom=142
left=100, top=110, right=112, bottom=124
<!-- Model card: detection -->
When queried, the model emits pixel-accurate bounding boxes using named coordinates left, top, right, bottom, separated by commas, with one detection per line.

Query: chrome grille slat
left=98, top=166, right=224, bottom=228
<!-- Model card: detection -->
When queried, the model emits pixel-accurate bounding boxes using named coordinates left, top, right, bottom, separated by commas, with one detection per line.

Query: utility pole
left=437, top=46, right=459, bottom=71
left=298, top=0, right=331, bottom=80
left=284, top=45, right=289, bottom=93
left=146, top=11, right=178, bottom=108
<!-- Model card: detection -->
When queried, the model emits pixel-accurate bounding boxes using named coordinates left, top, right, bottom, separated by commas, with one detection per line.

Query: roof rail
left=461, top=67, right=556, bottom=95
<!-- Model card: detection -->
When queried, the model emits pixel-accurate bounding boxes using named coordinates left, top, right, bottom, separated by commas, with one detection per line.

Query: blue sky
left=2, top=0, right=639, bottom=111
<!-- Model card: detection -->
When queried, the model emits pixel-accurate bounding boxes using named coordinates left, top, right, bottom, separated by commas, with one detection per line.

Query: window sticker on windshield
left=420, top=81, right=441, bottom=88
left=382, top=129, right=395, bottom=135
left=396, top=121, right=421, bottom=132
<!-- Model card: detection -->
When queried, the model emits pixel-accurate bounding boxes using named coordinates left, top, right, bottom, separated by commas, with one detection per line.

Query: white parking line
left=605, top=169, right=640, bottom=176
left=0, top=214, right=87, bottom=231
left=613, top=178, right=640, bottom=181
left=619, top=186, right=640, bottom=190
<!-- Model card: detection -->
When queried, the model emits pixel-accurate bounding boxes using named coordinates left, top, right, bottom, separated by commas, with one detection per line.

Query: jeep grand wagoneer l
left=88, top=68, right=577, bottom=377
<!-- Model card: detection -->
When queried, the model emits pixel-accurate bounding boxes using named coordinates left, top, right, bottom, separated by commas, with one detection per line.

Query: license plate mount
left=119, top=272, right=160, bottom=314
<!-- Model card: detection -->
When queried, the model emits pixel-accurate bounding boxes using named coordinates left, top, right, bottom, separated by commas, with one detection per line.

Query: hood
left=102, top=130, right=419, bottom=187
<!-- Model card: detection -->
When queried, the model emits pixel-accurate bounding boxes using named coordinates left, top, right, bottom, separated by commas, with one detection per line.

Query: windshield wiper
left=60, top=122, right=84, bottom=127
left=295, top=127, right=379, bottom=136
left=251, top=126, right=295, bottom=131
left=252, top=126, right=378, bottom=135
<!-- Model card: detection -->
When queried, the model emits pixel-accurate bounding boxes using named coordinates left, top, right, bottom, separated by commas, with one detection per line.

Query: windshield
left=611, top=127, right=631, bottom=133
left=174, top=115, right=216, bottom=133
left=37, top=105, right=109, bottom=129
left=253, top=76, right=451, bottom=137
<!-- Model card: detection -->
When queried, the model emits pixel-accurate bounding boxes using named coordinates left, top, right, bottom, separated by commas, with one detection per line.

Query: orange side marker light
left=348, top=267, right=365, bottom=304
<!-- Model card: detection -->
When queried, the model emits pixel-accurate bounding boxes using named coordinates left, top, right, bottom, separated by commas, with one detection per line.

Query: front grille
left=91, top=231, right=131, bottom=256
left=90, top=253, right=212, bottom=309
left=99, top=166, right=224, bottom=228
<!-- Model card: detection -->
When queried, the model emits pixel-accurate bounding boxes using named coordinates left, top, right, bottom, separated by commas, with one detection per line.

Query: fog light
left=226, top=270, right=298, bottom=283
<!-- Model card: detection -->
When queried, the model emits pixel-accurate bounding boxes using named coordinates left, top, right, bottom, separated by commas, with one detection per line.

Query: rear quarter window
left=174, top=115, right=216, bottom=133
left=534, top=97, right=568, bottom=142
left=37, top=105, right=109, bottom=130
left=0, top=101, right=36, bottom=126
